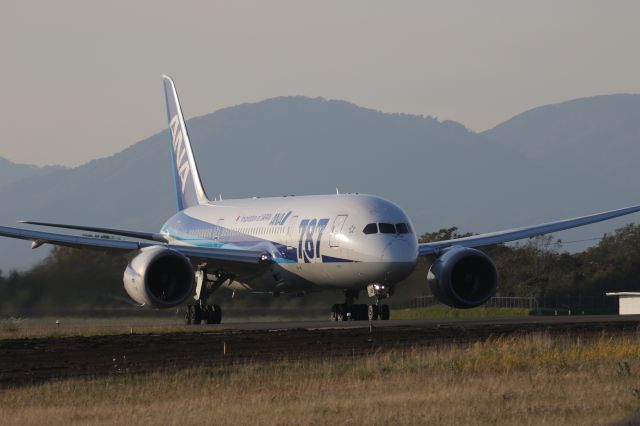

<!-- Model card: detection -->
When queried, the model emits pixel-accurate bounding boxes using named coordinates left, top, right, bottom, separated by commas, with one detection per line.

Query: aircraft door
left=329, top=215, right=348, bottom=247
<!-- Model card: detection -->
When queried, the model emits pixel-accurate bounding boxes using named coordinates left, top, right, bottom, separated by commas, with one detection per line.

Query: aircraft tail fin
left=162, top=75, right=210, bottom=210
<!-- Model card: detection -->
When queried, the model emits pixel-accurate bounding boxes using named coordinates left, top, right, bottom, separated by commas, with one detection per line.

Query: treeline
left=2, top=224, right=640, bottom=315
left=0, top=247, right=130, bottom=315
left=417, top=224, right=640, bottom=313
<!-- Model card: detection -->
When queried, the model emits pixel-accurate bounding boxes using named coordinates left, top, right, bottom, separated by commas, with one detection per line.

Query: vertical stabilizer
left=162, top=75, right=210, bottom=210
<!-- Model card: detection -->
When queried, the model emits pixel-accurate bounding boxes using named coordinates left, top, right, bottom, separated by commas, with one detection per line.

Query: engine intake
left=427, top=246, right=498, bottom=309
left=123, top=246, right=195, bottom=308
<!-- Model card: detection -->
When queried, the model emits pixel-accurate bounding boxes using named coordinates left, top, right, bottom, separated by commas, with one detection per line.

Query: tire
left=336, top=304, right=345, bottom=322
left=380, top=304, right=390, bottom=321
left=368, top=304, right=380, bottom=321
left=330, top=304, right=339, bottom=321
left=184, top=305, right=192, bottom=325
left=213, top=305, right=222, bottom=324
left=193, top=305, right=203, bottom=324
left=205, top=305, right=215, bottom=324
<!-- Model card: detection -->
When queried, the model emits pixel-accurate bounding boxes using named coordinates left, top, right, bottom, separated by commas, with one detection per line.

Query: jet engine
left=427, top=246, right=498, bottom=309
left=123, top=246, right=195, bottom=308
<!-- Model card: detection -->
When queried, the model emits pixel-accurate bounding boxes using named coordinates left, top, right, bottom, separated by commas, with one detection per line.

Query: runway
left=209, top=314, right=640, bottom=331
left=1, top=315, right=639, bottom=388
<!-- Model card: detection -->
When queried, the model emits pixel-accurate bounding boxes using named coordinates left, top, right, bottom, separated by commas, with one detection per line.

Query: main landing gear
left=185, top=304, right=221, bottom=325
left=184, top=269, right=231, bottom=325
left=330, top=287, right=390, bottom=322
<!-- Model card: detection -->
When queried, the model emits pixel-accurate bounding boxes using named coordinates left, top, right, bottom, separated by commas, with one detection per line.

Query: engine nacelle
left=123, top=246, right=195, bottom=308
left=427, top=246, right=498, bottom=309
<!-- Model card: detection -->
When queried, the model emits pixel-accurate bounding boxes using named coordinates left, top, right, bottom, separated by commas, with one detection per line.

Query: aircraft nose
left=382, top=239, right=417, bottom=263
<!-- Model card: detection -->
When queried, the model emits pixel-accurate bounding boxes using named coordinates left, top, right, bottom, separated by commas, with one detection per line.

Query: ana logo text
left=169, top=114, right=191, bottom=193
left=270, top=211, right=292, bottom=226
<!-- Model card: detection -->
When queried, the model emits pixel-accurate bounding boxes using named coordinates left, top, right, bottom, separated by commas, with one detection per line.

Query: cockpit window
left=363, top=223, right=378, bottom=234
left=396, top=223, right=409, bottom=234
left=379, top=223, right=396, bottom=234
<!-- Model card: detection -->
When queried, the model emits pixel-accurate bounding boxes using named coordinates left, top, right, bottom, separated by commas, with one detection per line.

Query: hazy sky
left=1, top=0, right=639, bottom=166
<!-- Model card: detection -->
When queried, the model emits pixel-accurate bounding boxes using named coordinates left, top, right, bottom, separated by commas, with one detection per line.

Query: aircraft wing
left=419, top=204, right=640, bottom=256
left=0, top=225, right=270, bottom=266
left=17, top=220, right=169, bottom=243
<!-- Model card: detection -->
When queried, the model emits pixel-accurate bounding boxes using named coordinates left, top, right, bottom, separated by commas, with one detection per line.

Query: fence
left=409, top=294, right=619, bottom=315
left=409, top=295, right=537, bottom=310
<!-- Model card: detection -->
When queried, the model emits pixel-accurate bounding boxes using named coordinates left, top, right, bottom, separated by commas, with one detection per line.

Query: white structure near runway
left=606, top=292, right=640, bottom=315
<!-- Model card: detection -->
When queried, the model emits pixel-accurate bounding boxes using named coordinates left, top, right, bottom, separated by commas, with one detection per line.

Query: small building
left=606, top=292, right=640, bottom=315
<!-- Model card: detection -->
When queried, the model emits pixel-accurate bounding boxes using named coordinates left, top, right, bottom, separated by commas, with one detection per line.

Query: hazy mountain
left=483, top=94, right=640, bottom=190
left=0, top=157, right=64, bottom=189
left=1, top=95, right=639, bottom=272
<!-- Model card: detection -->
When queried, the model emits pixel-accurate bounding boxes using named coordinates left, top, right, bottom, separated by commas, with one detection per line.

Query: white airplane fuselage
left=161, top=193, right=419, bottom=293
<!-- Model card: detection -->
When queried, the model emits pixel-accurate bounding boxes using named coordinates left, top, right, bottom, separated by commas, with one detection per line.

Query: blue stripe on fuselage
left=161, top=212, right=350, bottom=264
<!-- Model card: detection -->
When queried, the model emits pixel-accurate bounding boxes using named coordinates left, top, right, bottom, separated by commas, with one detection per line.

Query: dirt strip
left=1, top=319, right=639, bottom=388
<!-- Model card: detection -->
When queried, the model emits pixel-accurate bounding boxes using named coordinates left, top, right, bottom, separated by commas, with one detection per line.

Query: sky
left=1, top=0, right=639, bottom=167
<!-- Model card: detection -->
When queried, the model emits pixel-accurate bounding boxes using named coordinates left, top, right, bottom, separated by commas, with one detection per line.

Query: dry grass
left=0, top=316, right=198, bottom=340
left=0, top=313, right=329, bottom=340
left=2, top=333, right=640, bottom=425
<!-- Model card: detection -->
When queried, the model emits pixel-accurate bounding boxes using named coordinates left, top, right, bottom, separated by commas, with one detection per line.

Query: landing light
left=367, top=283, right=388, bottom=298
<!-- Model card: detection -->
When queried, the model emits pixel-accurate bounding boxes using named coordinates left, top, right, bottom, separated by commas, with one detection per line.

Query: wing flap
left=0, top=225, right=142, bottom=252
left=419, top=204, right=640, bottom=256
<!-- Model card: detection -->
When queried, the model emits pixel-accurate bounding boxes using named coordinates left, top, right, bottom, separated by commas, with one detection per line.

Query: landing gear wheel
left=213, top=305, right=222, bottom=324
left=380, top=304, right=390, bottom=321
left=185, top=305, right=193, bottom=325
left=330, top=304, right=339, bottom=321
left=203, top=304, right=222, bottom=324
left=368, top=304, right=380, bottom=321
left=336, top=305, right=345, bottom=322
left=205, top=305, right=215, bottom=324
left=192, top=305, right=203, bottom=324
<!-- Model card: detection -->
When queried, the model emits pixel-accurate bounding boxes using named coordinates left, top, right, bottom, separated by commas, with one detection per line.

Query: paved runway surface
left=212, top=314, right=640, bottom=331
left=2, top=315, right=639, bottom=388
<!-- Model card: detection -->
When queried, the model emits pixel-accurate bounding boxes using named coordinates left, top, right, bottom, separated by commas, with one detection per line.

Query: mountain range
left=1, top=93, right=639, bottom=272
left=0, top=157, right=64, bottom=190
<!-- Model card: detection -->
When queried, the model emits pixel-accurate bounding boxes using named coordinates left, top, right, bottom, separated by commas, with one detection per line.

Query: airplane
left=2, top=75, right=640, bottom=324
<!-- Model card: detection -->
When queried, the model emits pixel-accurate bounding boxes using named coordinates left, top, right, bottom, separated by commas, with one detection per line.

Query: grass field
left=2, top=332, right=640, bottom=425
left=0, top=316, right=186, bottom=340
left=0, top=306, right=531, bottom=339
left=0, top=314, right=316, bottom=340
left=392, top=305, right=530, bottom=320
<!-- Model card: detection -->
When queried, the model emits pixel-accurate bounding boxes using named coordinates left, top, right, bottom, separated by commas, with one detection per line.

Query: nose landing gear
left=367, top=303, right=390, bottom=321
left=366, top=283, right=391, bottom=321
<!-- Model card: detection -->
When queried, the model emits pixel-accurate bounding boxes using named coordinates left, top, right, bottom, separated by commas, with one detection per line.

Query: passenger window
left=379, top=223, right=396, bottom=234
left=362, top=223, right=378, bottom=234
left=396, top=223, right=409, bottom=234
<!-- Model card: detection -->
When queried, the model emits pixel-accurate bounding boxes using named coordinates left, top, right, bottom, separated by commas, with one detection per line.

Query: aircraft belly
left=229, top=263, right=321, bottom=293
left=278, top=261, right=416, bottom=288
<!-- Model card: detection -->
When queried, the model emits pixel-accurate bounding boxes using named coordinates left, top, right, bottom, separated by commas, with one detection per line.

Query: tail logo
left=169, top=114, right=191, bottom=193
